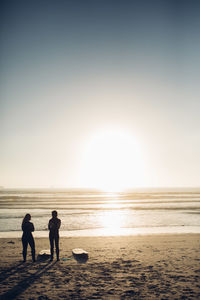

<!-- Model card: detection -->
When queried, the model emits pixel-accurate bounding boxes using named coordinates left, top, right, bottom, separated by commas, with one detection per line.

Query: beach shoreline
left=1, top=225, right=200, bottom=239
left=0, top=234, right=200, bottom=299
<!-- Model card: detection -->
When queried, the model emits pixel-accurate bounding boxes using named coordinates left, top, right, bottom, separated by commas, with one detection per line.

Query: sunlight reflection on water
left=99, top=210, right=125, bottom=235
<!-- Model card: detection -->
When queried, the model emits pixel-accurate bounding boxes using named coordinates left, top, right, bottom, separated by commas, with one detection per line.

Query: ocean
left=0, top=188, right=200, bottom=237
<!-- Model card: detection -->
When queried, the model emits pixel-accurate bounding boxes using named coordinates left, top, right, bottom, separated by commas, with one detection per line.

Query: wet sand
left=0, top=234, right=200, bottom=299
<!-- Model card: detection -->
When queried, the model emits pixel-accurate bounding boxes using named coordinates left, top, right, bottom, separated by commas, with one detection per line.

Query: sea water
left=0, top=188, right=200, bottom=237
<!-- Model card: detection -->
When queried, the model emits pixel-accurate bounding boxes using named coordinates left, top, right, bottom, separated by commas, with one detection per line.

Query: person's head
left=52, top=210, right=57, bottom=218
left=23, top=213, right=31, bottom=223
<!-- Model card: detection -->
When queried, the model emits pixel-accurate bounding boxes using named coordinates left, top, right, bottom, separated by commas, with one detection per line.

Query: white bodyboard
left=72, top=248, right=88, bottom=256
left=39, top=249, right=51, bottom=256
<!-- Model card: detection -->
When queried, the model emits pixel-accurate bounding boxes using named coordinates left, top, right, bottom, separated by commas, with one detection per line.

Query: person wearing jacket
left=21, top=213, right=36, bottom=262
left=48, top=210, right=61, bottom=261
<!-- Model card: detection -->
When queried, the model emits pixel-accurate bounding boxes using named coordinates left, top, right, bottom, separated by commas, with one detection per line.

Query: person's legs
left=49, top=234, right=54, bottom=260
left=22, top=237, right=28, bottom=262
left=29, top=236, right=36, bottom=262
left=55, top=235, right=59, bottom=261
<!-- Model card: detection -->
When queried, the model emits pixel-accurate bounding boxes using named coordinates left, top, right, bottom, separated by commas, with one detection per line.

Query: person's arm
left=48, top=220, right=51, bottom=230
left=31, top=222, right=35, bottom=232
left=57, top=219, right=61, bottom=229
left=49, top=219, right=55, bottom=230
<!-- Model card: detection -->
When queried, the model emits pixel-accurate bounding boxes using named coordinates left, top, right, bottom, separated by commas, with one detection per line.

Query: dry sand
left=0, top=234, right=200, bottom=299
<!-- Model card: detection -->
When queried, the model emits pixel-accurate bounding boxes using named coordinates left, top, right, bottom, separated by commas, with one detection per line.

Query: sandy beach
left=0, top=234, right=200, bottom=299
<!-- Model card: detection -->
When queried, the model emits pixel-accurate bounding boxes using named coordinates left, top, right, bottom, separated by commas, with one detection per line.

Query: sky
left=1, top=0, right=200, bottom=190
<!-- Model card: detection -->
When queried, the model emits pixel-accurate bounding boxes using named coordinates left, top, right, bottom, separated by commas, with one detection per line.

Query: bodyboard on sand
left=72, top=248, right=88, bottom=263
left=38, top=249, right=51, bottom=261
left=39, top=249, right=51, bottom=256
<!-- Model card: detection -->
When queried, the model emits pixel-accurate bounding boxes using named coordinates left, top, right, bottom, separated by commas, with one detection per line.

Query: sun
left=80, top=128, right=146, bottom=191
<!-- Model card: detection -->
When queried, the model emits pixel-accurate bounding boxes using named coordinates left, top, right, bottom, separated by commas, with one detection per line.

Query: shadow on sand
left=0, top=262, right=25, bottom=283
left=72, top=253, right=89, bottom=264
left=37, top=253, right=51, bottom=262
left=0, top=261, right=56, bottom=300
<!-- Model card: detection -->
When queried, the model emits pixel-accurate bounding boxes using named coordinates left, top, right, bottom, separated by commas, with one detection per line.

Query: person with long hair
left=21, top=213, right=36, bottom=262
left=48, top=210, right=61, bottom=261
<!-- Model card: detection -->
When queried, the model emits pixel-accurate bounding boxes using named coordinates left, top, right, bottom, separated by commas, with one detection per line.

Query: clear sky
left=1, top=0, right=200, bottom=190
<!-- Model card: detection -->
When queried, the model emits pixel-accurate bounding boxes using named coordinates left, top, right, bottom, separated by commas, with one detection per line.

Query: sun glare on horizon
left=79, top=128, right=146, bottom=191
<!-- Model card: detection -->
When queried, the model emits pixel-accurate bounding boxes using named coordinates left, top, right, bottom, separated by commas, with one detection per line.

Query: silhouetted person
left=21, top=213, right=36, bottom=262
left=48, top=210, right=61, bottom=261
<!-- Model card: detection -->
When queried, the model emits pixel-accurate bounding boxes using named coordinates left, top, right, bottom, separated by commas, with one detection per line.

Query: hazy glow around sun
left=79, top=128, right=146, bottom=191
